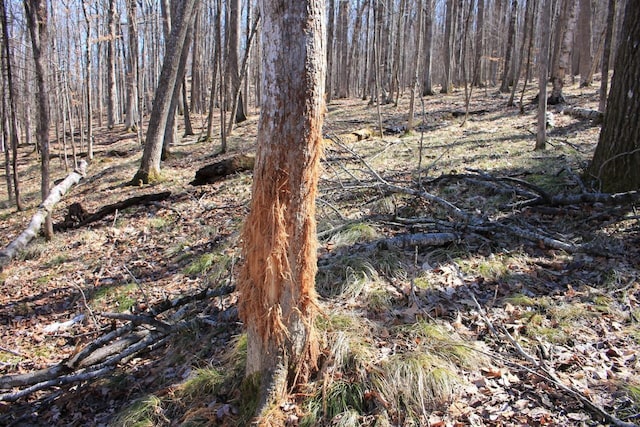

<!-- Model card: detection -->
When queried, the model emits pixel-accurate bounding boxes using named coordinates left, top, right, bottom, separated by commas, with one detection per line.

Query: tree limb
left=0, top=160, right=87, bottom=271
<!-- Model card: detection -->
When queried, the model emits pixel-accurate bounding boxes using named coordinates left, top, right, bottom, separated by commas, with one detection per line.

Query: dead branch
left=0, top=160, right=87, bottom=271
left=99, top=312, right=172, bottom=331
left=71, top=191, right=172, bottom=229
left=560, top=106, right=603, bottom=123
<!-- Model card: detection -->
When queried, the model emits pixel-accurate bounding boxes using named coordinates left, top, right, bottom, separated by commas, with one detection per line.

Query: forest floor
left=0, top=78, right=639, bottom=427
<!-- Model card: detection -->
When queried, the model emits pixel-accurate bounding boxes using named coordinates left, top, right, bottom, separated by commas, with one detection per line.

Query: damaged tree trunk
left=0, top=161, right=87, bottom=271
left=237, top=0, right=326, bottom=417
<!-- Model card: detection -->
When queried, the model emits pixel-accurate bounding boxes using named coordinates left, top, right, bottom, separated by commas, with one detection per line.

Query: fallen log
left=560, top=106, right=603, bottom=123
left=56, top=191, right=172, bottom=230
left=191, top=154, right=255, bottom=186
left=0, top=160, right=87, bottom=271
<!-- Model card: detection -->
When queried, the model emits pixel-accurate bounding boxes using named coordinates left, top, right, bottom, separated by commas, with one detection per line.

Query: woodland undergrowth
left=0, top=83, right=639, bottom=426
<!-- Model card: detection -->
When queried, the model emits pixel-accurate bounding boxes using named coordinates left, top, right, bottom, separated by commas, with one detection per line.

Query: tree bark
left=106, top=0, right=118, bottom=128
left=238, top=0, right=325, bottom=415
left=24, top=0, right=52, bottom=239
left=1, top=0, right=22, bottom=210
left=598, top=0, right=616, bottom=113
left=549, top=0, right=578, bottom=105
left=0, top=161, right=87, bottom=271
left=500, top=0, right=518, bottom=93
left=586, top=0, right=640, bottom=192
left=536, top=0, right=552, bottom=150
left=131, top=0, right=198, bottom=185
left=441, top=0, right=454, bottom=93
left=473, top=0, right=485, bottom=87
left=422, top=0, right=435, bottom=95
left=577, top=0, right=592, bottom=86
left=124, top=0, right=139, bottom=132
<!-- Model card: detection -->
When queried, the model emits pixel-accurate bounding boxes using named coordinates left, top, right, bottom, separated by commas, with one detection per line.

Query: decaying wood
left=323, top=128, right=373, bottom=145
left=560, top=105, right=603, bottom=123
left=0, top=160, right=87, bottom=271
left=190, top=154, right=255, bottom=186
left=56, top=191, right=172, bottom=230
left=0, top=284, right=237, bottom=402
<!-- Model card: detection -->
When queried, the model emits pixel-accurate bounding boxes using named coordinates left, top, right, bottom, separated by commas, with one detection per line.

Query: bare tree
left=441, top=0, right=454, bottom=93
left=598, top=0, right=616, bottom=113
left=422, top=0, right=435, bottom=95
left=1, top=0, right=22, bottom=209
left=549, top=0, right=578, bottom=104
left=577, top=0, right=592, bottom=86
left=131, top=0, right=199, bottom=185
left=500, top=0, right=518, bottom=93
left=536, top=0, right=552, bottom=150
left=238, top=0, right=326, bottom=415
left=106, top=0, right=118, bottom=128
left=24, top=0, right=52, bottom=238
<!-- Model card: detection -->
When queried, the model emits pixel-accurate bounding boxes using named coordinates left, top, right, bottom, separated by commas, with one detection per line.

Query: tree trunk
left=326, top=0, right=335, bottom=102
left=124, top=0, right=139, bottom=132
left=131, top=0, right=198, bottom=185
left=407, top=0, right=423, bottom=132
left=536, top=0, right=552, bottom=150
left=577, top=0, right=592, bottom=86
left=586, top=0, right=640, bottom=192
left=473, top=0, right=485, bottom=87
left=598, top=0, right=616, bottom=113
left=238, top=0, right=325, bottom=415
left=1, top=0, right=22, bottom=210
left=422, top=0, right=435, bottom=95
left=81, top=1, right=94, bottom=160
left=106, top=0, right=118, bottom=128
left=500, top=0, right=518, bottom=93
left=549, top=0, right=577, bottom=105
left=441, top=0, right=454, bottom=93
left=24, top=0, right=53, bottom=239
left=227, top=0, right=246, bottom=125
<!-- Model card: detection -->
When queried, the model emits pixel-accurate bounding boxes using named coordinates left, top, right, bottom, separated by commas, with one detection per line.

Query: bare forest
left=1, top=0, right=639, bottom=425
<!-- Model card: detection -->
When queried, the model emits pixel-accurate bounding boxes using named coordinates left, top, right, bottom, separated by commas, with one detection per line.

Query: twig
left=123, top=263, right=152, bottom=314
left=98, top=312, right=172, bottom=332
left=0, top=346, right=23, bottom=357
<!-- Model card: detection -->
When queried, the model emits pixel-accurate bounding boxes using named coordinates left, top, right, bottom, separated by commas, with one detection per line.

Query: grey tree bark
left=536, top=0, right=552, bottom=150
left=24, top=0, right=53, bottom=239
left=131, top=0, right=199, bottom=185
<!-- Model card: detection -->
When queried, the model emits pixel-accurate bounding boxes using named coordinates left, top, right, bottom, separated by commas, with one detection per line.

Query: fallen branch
left=560, top=106, right=603, bottom=123
left=57, top=191, right=172, bottom=230
left=0, top=160, right=87, bottom=271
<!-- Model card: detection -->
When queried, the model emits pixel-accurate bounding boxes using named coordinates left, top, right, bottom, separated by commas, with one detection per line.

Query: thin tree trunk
left=500, top=0, right=518, bottom=93
left=473, top=0, right=485, bottom=87
left=536, top=0, right=552, bottom=150
left=131, top=0, right=199, bottom=184
left=509, top=0, right=531, bottom=106
left=422, top=0, right=435, bottom=95
left=1, top=0, right=22, bottom=210
left=407, top=0, right=423, bottom=132
left=441, top=0, right=454, bottom=93
left=24, top=0, right=53, bottom=239
left=81, top=2, right=94, bottom=160
left=598, top=0, right=616, bottom=113
left=124, top=0, right=139, bottom=132
left=106, top=0, right=118, bottom=128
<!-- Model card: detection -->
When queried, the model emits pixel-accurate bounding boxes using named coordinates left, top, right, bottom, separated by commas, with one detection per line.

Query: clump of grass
left=317, top=254, right=378, bottom=298
left=400, top=321, right=479, bottom=368
left=371, top=354, right=460, bottom=421
left=504, top=293, right=538, bottom=307
left=183, top=253, right=215, bottom=276
left=91, top=282, right=137, bottom=312
left=44, top=254, right=70, bottom=268
left=330, top=223, right=379, bottom=247
left=112, top=395, right=168, bottom=427
left=302, top=380, right=365, bottom=426
left=178, top=368, right=224, bottom=403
